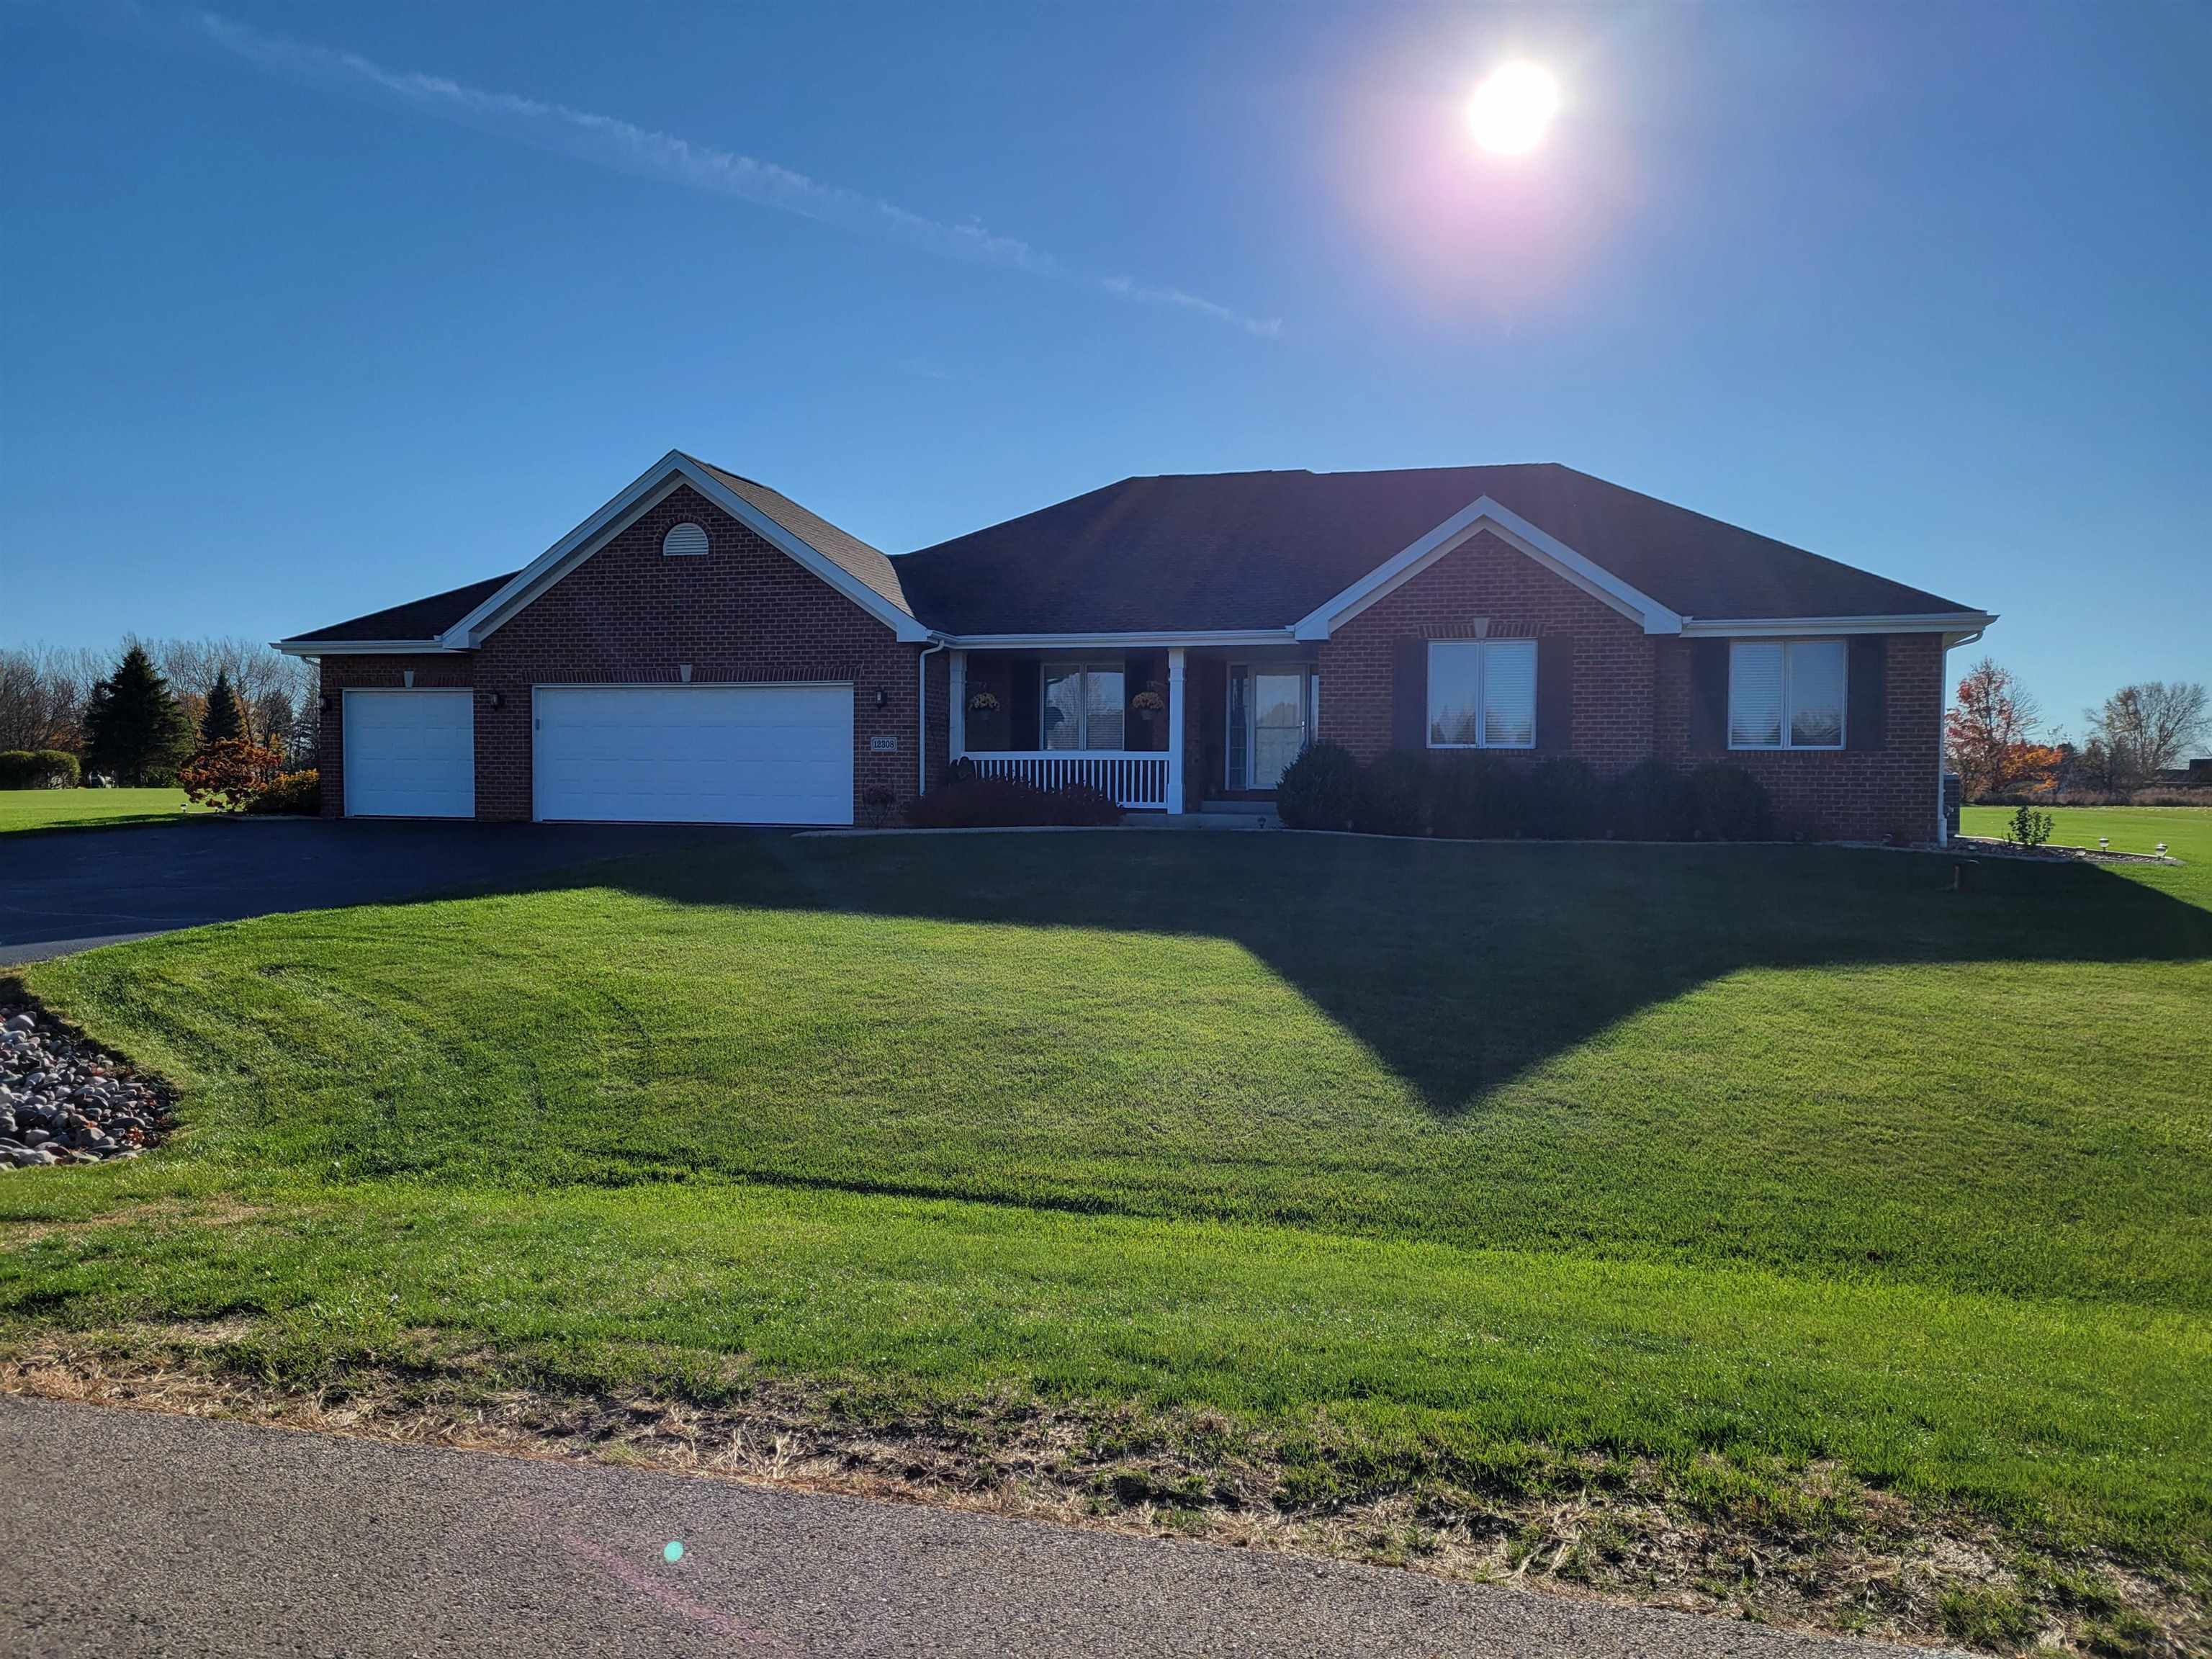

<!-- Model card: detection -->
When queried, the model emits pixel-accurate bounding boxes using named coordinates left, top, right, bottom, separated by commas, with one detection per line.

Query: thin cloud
left=194, top=11, right=1282, bottom=338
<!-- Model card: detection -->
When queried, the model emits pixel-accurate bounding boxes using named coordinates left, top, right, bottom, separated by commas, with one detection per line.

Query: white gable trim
left=440, top=451, right=930, bottom=647
left=1678, top=611, right=1997, bottom=637
left=1290, top=496, right=1687, bottom=642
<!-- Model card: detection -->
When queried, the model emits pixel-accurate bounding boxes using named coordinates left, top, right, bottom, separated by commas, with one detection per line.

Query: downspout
left=1936, top=628, right=1985, bottom=846
left=917, top=637, right=948, bottom=797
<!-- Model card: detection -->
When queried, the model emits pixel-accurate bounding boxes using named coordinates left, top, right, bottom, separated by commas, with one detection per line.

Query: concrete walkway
left=0, top=1396, right=1954, bottom=1659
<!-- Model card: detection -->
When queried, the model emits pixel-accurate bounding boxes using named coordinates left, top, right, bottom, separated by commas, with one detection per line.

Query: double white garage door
left=343, top=685, right=855, bottom=824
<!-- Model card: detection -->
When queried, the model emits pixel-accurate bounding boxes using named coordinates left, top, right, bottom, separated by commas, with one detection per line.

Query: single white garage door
left=343, top=690, right=475, bottom=818
left=532, top=683, right=854, bottom=825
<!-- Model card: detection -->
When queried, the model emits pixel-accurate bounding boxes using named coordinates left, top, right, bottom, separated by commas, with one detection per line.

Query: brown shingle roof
left=685, top=456, right=912, bottom=617
left=892, top=464, right=1977, bottom=634
left=287, top=570, right=521, bottom=644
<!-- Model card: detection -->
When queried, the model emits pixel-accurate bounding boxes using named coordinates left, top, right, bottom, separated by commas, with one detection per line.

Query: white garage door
left=343, top=690, right=475, bottom=819
left=533, top=684, right=855, bottom=825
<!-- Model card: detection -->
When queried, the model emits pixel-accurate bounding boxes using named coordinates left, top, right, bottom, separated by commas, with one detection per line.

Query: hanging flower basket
left=1131, top=687, right=1166, bottom=720
left=966, top=688, right=1001, bottom=714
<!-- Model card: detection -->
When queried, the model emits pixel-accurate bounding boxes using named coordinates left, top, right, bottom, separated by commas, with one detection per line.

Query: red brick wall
left=1318, top=528, right=1657, bottom=771
left=1653, top=631, right=1943, bottom=844
left=317, top=484, right=922, bottom=822
left=1315, top=528, right=1945, bottom=842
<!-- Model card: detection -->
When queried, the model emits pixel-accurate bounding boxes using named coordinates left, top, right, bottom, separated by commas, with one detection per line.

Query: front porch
left=948, top=647, right=1319, bottom=811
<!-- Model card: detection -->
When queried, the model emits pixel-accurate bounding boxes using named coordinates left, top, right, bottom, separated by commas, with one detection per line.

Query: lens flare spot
left=1467, top=61, right=1560, bottom=156
left=663, top=1540, right=685, bottom=1563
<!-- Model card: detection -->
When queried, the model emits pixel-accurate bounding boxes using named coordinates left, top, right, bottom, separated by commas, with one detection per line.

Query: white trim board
left=1678, top=612, right=1997, bottom=637
left=1292, top=496, right=1686, bottom=642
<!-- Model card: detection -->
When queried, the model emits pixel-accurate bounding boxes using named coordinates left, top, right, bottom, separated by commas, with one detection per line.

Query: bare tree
left=0, top=644, right=108, bottom=751
left=2082, top=681, right=2211, bottom=788
left=155, top=637, right=313, bottom=747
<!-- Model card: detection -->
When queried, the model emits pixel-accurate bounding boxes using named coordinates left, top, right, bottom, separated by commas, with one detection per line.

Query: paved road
left=0, top=820, right=749, bottom=965
left=0, top=1397, right=1948, bottom=1659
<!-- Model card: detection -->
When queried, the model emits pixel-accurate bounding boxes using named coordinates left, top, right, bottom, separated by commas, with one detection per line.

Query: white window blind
left=1729, top=639, right=1848, bottom=750
left=1729, top=642, right=1785, bottom=747
left=1482, top=638, right=1537, bottom=748
left=1428, top=639, right=1537, bottom=750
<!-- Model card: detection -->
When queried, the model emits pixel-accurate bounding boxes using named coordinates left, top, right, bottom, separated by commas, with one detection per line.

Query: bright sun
left=1467, top=61, right=1560, bottom=156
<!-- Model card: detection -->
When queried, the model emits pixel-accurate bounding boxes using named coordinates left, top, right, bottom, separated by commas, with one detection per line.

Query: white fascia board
left=1678, top=611, right=1998, bottom=637
left=440, top=451, right=930, bottom=647
left=273, top=638, right=464, bottom=657
left=1290, top=497, right=1686, bottom=642
left=946, top=629, right=1297, bottom=650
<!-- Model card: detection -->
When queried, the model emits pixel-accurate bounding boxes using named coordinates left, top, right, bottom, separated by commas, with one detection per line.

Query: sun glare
left=1467, top=61, right=1560, bottom=156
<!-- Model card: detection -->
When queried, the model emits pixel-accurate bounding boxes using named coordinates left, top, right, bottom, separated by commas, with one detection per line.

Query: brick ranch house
left=278, top=450, right=1995, bottom=843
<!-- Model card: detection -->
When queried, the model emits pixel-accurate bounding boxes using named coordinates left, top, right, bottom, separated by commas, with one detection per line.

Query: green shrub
left=1273, top=741, right=1365, bottom=832
left=1429, top=752, right=1529, bottom=839
left=2005, top=806, right=2055, bottom=849
left=905, top=769, right=1122, bottom=828
left=1526, top=757, right=1602, bottom=839
left=1355, top=751, right=1431, bottom=837
left=1686, top=764, right=1773, bottom=842
left=246, top=770, right=320, bottom=815
left=0, top=750, right=80, bottom=789
left=1605, top=758, right=1695, bottom=841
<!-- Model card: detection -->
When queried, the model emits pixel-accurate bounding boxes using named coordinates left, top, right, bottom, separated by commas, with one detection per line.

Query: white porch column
left=948, top=649, right=967, bottom=762
left=1166, top=647, right=1187, bottom=814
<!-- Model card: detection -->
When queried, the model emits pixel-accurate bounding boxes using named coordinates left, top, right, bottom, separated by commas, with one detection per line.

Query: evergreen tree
left=84, top=645, right=194, bottom=786
left=199, top=667, right=246, bottom=746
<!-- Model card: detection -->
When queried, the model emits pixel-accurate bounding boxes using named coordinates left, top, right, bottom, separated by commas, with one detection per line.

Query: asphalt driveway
left=0, top=819, right=749, bottom=966
left=0, top=1395, right=1949, bottom=1659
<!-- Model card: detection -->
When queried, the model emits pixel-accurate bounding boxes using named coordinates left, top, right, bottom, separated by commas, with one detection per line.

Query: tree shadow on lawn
left=512, top=834, right=2212, bottom=1118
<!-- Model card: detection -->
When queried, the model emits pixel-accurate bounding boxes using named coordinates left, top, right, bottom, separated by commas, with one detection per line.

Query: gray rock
left=4, top=1012, right=34, bottom=1032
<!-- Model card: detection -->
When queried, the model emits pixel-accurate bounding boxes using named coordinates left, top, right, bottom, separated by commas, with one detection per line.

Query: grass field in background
left=0, top=787, right=201, bottom=833
left=4, top=832, right=2207, bottom=1574
left=1961, top=802, right=2212, bottom=863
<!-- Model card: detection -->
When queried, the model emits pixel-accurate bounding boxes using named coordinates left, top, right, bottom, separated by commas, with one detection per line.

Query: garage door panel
left=533, top=685, right=854, bottom=825
left=344, top=691, right=475, bottom=819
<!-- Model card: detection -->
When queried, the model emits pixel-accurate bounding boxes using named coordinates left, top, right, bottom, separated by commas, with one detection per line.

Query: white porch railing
left=963, top=751, right=1168, bottom=810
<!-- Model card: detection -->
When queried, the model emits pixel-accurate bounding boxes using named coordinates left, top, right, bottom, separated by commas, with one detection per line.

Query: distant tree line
left=1947, top=657, right=2209, bottom=803
left=0, top=638, right=318, bottom=786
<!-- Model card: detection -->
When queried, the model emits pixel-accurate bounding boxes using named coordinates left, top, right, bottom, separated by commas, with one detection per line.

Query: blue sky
left=3, top=0, right=2206, bottom=736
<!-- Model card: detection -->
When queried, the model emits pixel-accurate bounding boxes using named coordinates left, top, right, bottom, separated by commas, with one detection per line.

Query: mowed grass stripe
left=6, top=826, right=2210, bottom=1560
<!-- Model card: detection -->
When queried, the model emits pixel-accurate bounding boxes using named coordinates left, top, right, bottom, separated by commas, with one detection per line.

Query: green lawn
left=4, top=834, right=2208, bottom=1589
left=0, top=786, right=202, bottom=832
left=1962, top=801, right=2212, bottom=863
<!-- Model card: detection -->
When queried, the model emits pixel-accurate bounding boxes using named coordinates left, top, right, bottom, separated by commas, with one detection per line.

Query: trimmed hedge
left=0, top=750, right=81, bottom=790
left=905, top=767, right=1123, bottom=829
left=246, top=770, right=320, bottom=816
left=1273, top=742, right=1364, bottom=832
left=1273, top=745, right=1775, bottom=843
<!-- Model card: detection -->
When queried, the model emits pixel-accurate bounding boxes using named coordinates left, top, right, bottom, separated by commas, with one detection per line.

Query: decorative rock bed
left=0, top=1005, right=174, bottom=1169
left=1951, top=835, right=2181, bottom=866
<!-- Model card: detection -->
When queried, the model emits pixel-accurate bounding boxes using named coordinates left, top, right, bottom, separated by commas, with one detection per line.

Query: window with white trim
left=1040, top=662, right=1125, bottom=750
left=1427, top=638, right=1537, bottom=749
left=1728, top=639, right=1847, bottom=750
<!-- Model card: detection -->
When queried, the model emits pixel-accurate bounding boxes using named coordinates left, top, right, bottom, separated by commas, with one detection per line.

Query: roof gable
left=279, top=452, right=925, bottom=652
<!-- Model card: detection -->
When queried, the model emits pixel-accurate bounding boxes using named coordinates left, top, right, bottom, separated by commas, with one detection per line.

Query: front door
left=1227, top=666, right=1315, bottom=791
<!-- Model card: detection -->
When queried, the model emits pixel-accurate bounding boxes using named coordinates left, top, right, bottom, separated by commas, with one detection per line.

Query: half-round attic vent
left=662, top=521, right=710, bottom=557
